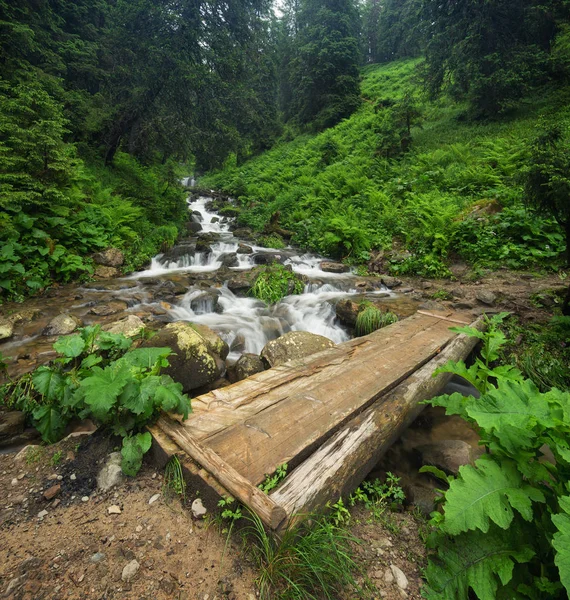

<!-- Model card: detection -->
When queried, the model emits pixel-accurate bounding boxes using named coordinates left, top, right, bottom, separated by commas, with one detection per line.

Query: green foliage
left=244, top=511, right=360, bottom=600
left=349, top=472, right=406, bottom=520
left=50, top=450, right=63, bottom=466
left=259, top=463, right=288, bottom=494
left=163, top=455, right=186, bottom=502
left=423, top=315, right=570, bottom=599
left=257, top=234, right=287, bottom=250
left=250, top=264, right=305, bottom=305
left=355, top=304, right=398, bottom=336
left=4, top=326, right=190, bottom=475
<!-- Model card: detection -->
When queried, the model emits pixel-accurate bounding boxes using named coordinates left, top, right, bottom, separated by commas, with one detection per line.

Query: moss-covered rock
left=261, top=331, right=335, bottom=368
left=143, top=321, right=226, bottom=392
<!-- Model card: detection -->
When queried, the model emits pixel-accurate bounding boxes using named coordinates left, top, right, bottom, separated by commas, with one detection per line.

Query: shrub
left=250, top=264, right=304, bottom=304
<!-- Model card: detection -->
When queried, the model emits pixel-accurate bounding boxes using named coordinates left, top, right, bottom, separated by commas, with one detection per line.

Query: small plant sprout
left=163, top=455, right=186, bottom=502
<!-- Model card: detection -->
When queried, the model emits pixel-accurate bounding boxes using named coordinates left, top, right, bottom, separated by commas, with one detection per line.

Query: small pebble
left=38, top=510, right=48, bottom=519
left=10, top=478, right=17, bottom=486
left=70, top=474, right=77, bottom=481
left=108, top=505, right=121, bottom=515
left=90, top=552, right=106, bottom=563
left=148, top=494, right=160, bottom=505
left=81, top=496, right=89, bottom=503
left=136, top=525, right=143, bottom=533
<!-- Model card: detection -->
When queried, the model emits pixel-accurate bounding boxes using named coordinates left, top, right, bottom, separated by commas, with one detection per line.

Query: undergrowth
left=355, top=304, right=398, bottom=336
left=201, top=58, right=569, bottom=275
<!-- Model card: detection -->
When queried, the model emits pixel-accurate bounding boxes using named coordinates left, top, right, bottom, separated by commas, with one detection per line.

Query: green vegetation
left=355, top=304, right=398, bottom=336
left=163, top=455, right=187, bottom=503
left=244, top=511, right=360, bottom=600
left=50, top=450, right=63, bottom=466
left=0, top=326, right=190, bottom=475
left=202, top=53, right=570, bottom=276
left=422, top=315, right=570, bottom=598
left=250, top=264, right=305, bottom=305
left=259, top=463, right=288, bottom=494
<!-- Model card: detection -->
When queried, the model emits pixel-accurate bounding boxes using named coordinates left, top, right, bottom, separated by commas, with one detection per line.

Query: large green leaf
left=442, top=456, right=544, bottom=535
left=155, top=377, right=191, bottom=419
left=466, top=380, right=554, bottom=454
left=53, top=334, right=86, bottom=358
left=552, top=495, right=570, bottom=594
left=122, top=347, right=171, bottom=369
left=121, top=432, right=152, bottom=476
left=424, top=526, right=535, bottom=600
left=79, top=361, right=132, bottom=420
left=32, top=404, right=67, bottom=443
left=32, top=366, right=65, bottom=401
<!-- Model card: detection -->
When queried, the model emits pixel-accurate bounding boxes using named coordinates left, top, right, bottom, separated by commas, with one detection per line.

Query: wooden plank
left=155, top=416, right=288, bottom=530
left=204, top=315, right=461, bottom=484
left=269, top=317, right=484, bottom=528
left=177, top=312, right=466, bottom=445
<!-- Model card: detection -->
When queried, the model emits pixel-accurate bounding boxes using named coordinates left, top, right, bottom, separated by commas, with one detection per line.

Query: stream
left=1, top=195, right=419, bottom=377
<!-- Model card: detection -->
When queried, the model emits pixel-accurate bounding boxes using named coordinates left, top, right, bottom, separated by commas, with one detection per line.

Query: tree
left=420, top=0, right=558, bottom=118
left=525, top=121, right=570, bottom=270
left=287, top=0, right=361, bottom=129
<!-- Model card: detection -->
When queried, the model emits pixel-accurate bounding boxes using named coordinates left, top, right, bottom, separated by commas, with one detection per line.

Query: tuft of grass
left=244, top=511, right=360, bottom=600
left=250, top=264, right=304, bottom=305
left=25, top=446, right=44, bottom=465
left=50, top=450, right=63, bottom=466
left=258, top=234, right=287, bottom=249
left=162, top=455, right=186, bottom=502
left=355, top=305, right=398, bottom=336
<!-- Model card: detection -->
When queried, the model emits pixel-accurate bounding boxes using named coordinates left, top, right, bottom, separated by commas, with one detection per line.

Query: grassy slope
left=201, top=59, right=570, bottom=277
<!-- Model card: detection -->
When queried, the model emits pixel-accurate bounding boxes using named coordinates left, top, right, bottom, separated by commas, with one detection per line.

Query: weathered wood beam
left=156, top=416, right=288, bottom=530
left=269, top=318, right=484, bottom=529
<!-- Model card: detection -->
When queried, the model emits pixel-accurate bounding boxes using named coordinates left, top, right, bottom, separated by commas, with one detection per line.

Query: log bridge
left=150, top=309, right=483, bottom=531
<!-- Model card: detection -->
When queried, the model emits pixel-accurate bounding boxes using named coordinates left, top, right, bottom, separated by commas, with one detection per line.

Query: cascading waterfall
left=131, top=194, right=394, bottom=360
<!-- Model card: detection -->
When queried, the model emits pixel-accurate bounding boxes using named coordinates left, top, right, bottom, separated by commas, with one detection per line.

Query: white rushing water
left=131, top=195, right=394, bottom=360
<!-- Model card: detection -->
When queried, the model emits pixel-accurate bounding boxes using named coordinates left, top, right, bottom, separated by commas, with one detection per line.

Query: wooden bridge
left=150, top=309, right=482, bottom=530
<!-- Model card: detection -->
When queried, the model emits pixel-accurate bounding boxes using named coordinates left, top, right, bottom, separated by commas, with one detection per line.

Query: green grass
left=250, top=264, right=305, bottom=305
left=163, top=455, right=186, bottom=502
left=355, top=305, right=398, bottom=336
left=201, top=58, right=569, bottom=275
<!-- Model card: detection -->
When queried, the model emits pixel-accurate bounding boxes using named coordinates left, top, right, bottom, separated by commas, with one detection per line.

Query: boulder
left=218, top=252, right=239, bottom=268
left=237, top=244, right=253, bottom=254
left=0, top=411, right=25, bottom=444
left=189, top=323, right=229, bottom=360
left=232, top=227, right=254, bottom=239
left=417, top=439, right=474, bottom=475
left=97, top=452, right=124, bottom=491
left=195, top=240, right=212, bottom=254
left=94, top=266, right=120, bottom=279
left=104, top=315, right=145, bottom=338
left=320, top=261, right=348, bottom=274
left=186, top=221, right=202, bottom=234
left=142, top=321, right=226, bottom=392
left=6, top=309, right=43, bottom=325
left=189, top=291, right=221, bottom=314
left=261, top=331, right=336, bottom=368
left=89, top=301, right=128, bottom=316
left=253, top=253, right=283, bottom=265
left=43, top=314, right=81, bottom=336
left=234, top=354, right=265, bottom=381
left=0, top=318, right=14, bottom=341
left=92, top=248, right=124, bottom=267
left=476, top=290, right=497, bottom=306
left=227, top=274, right=254, bottom=295
left=335, top=299, right=360, bottom=327
left=380, top=276, right=402, bottom=289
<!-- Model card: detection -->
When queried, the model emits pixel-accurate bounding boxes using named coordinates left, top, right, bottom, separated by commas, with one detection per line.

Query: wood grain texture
left=269, top=317, right=484, bottom=528
left=156, top=416, right=288, bottom=530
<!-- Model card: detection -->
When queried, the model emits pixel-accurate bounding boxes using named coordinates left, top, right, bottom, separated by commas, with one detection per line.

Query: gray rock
left=90, top=552, right=106, bottom=563
left=234, top=354, right=265, bottom=381
left=189, top=291, right=221, bottom=315
left=94, top=265, right=120, bottom=279
left=0, top=411, right=25, bottom=444
left=97, top=452, right=124, bottom=491
left=237, top=244, right=253, bottom=254
left=476, top=290, right=497, bottom=306
left=104, top=315, right=145, bottom=338
left=417, top=439, right=474, bottom=475
left=191, top=498, right=207, bottom=518
left=0, top=318, right=14, bottom=341
left=335, top=299, right=360, bottom=327
left=384, top=568, right=394, bottom=584
left=108, top=505, right=122, bottom=514
left=37, top=509, right=48, bottom=519
left=186, top=221, right=202, bottom=234
left=261, top=331, right=336, bottom=368
left=121, top=559, right=140, bottom=582
left=407, top=485, right=436, bottom=516
left=89, top=301, right=128, bottom=316
left=148, top=493, right=160, bottom=505
left=390, top=565, right=408, bottom=590
left=320, top=261, right=349, bottom=274
left=218, top=252, right=239, bottom=268
left=142, top=322, right=226, bottom=392
left=92, top=248, right=124, bottom=267
left=43, top=314, right=81, bottom=336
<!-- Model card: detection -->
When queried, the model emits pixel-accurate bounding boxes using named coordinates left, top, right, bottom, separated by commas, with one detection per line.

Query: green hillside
left=202, top=58, right=570, bottom=277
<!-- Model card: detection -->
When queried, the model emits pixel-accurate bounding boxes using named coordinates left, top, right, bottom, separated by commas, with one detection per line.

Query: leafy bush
left=423, top=316, right=570, bottom=599
left=250, top=264, right=305, bottom=304
left=1, top=326, right=190, bottom=475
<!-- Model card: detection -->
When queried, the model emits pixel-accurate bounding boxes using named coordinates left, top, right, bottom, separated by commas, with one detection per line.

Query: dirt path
left=0, top=436, right=426, bottom=600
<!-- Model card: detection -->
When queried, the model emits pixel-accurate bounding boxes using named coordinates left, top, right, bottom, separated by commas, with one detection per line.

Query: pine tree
left=288, top=0, right=361, bottom=129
